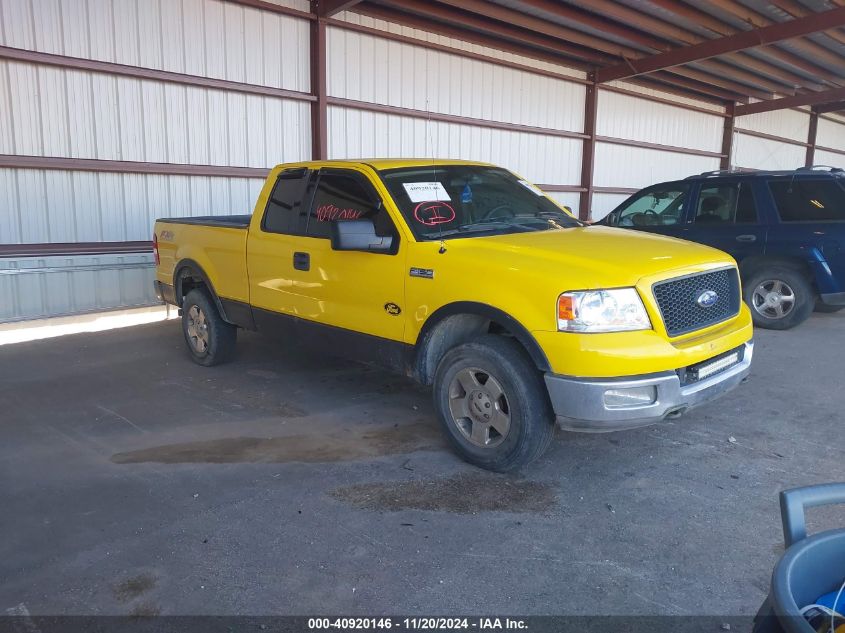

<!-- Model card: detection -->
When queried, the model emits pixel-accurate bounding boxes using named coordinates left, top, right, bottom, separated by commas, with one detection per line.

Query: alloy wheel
left=447, top=367, right=511, bottom=448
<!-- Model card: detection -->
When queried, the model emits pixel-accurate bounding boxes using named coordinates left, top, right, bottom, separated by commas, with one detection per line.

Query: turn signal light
left=557, top=294, right=576, bottom=321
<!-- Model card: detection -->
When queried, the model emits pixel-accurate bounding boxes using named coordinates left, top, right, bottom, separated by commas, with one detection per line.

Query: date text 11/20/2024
left=307, top=617, right=528, bottom=630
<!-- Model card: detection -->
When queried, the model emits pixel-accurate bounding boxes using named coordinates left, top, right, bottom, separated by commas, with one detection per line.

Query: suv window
left=306, top=171, right=395, bottom=240
left=769, top=178, right=845, bottom=222
left=262, top=168, right=309, bottom=234
left=694, top=182, right=758, bottom=224
left=615, top=183, right=690, bottom=227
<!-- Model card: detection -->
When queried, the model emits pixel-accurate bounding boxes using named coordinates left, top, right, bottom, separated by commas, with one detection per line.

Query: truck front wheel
left=181, top=288, right=237, bottom=366
left=433, top=335, right=555, bottom=472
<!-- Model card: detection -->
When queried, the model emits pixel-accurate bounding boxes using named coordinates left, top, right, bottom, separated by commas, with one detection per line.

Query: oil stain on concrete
left=111, top=422, right=443, bottom=464
left=113, top=573, right=156, bottom=603
left=328, top=473, right=557, bottom=514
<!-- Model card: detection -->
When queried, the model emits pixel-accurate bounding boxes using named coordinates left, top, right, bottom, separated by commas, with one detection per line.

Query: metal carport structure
left=2, top=0, right=845, bottom=321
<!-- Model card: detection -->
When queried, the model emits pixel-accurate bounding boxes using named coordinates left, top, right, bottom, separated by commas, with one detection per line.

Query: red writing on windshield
left=316, top=204, right=364, bottom=222
left=414, top=201, right=456, bottom=226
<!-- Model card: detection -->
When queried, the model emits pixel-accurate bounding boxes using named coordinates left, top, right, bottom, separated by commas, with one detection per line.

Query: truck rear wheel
left=433, top=335, right=555, bottom=472
left=181, top=288, right=237, bottom=366
left=744, top=267, right=814, bottom=330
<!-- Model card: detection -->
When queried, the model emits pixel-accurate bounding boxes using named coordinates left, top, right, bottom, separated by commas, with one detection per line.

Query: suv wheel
left=181, top=288, right=237, bottom=366
left=744, top=267, right=814, bottom=330
left=432, top=335, right=555, bottom=472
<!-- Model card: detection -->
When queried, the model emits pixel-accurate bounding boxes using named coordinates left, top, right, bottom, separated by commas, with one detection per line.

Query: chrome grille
left=652, top=268, right=741, bottom=337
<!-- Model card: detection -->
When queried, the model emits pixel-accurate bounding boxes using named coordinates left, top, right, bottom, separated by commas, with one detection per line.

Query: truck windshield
left=378, top=165, right=583, bottom=240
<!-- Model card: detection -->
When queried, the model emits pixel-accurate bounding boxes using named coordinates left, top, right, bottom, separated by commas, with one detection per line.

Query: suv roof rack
left=796, top=165, right=844, bottom=174
left=687, top=169, right=745, bottom=179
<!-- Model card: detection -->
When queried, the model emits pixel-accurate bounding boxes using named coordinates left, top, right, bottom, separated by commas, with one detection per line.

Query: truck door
left=287, top=167, right=406, bottom=343
left=687, top=180, right=766, bottom=265
left=246, top=167, right=312, bottom=319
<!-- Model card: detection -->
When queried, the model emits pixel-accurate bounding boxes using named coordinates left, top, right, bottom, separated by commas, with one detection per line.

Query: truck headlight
left=557, top=288, right=651, bottom=333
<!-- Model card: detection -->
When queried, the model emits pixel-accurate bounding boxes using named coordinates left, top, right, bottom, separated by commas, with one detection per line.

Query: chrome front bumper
left=545, top=341, right=753, bottom=432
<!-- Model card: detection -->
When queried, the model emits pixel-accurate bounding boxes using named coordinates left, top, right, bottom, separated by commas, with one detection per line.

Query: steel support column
left=720, top=102, right=735, bottom=170
left=579, top=76, right=598, bottom=221
left=806, top=107, right=819, bottom=166
left=310, top=9, right=328, bottom=160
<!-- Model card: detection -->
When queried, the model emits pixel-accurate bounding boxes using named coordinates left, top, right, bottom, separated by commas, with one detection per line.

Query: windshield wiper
left=422, top=221, right=517, bottom=239
left=422, top=217, right=571, bottom=241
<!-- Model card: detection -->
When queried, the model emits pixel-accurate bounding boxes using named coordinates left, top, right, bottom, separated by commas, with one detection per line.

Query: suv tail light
left=153, top=233, right=160, bottom=265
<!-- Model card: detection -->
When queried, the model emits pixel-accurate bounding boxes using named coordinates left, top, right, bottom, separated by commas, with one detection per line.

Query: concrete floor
left=1, top=312, right=843, bottom=616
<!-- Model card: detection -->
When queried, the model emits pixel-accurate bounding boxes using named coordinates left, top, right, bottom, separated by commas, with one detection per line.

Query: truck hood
left=444, top=225, right=735, bottom=288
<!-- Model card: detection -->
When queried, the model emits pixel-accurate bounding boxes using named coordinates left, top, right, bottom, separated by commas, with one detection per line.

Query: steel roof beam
left=356, top=2, right=608, bottom=67
left=815, top=100, right=845, bottom=114
left=735, top=86, right=845, bottom=116
left=315, top=0, right=364, bottom=17
left=513, top=0, right=802, bottom=94
left=644, top=0, right=843, bottom=87
left=421, top=0, right=764, bottom=99
left=703, top=0, right=845, bottom=73
left=595, top=6, right=845, bottom=83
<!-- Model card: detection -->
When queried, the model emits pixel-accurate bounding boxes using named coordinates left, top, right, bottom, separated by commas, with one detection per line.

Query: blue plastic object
left=816, top=590, right=845, bottom=615
left=763, top=483, right=845, bottom=633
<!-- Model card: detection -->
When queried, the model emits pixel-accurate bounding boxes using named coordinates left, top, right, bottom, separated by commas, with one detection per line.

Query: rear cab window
left=262, top=168, right=310, bottom=234
left=768, top=178, right=845, bottom=222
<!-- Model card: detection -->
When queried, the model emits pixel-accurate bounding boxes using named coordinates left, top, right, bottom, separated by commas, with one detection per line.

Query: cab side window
left=694, top=182, right=758, bottom=224
left=262, top=168, right=309, bottom=234
left=306, top=171, right=395, bottom=240
left=615, top=184, right=690, bottom=227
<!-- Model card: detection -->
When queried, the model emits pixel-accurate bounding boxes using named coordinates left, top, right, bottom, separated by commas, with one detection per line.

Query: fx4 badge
left=384, top=303, right=402, bottom=316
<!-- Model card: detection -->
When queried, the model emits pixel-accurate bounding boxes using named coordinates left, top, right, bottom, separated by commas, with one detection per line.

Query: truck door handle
left=736, top=234, right=757, bottom=243
left=293, top=252, right=310, bottom=271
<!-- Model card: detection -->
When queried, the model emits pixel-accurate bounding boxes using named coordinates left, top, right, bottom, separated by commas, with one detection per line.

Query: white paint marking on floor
left=96, top=405, right=148, bottom=434
left=5, top=603, right=42, bottom=633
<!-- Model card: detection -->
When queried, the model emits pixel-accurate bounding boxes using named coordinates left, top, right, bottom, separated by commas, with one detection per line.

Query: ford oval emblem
left=697, top=290, right=719, bottom=308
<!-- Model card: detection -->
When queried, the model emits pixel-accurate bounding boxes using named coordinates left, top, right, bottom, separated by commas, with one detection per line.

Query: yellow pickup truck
left=154, top=159, right=753, bottom=471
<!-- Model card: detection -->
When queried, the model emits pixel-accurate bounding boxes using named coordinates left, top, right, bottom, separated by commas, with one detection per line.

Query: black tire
left=432, top=335, right=555, bottom=472
left=181, top=288, right=237, bottom=366
left=743, top=266, right=814, bottom=330
left=815, top=301, right=845, bottom=314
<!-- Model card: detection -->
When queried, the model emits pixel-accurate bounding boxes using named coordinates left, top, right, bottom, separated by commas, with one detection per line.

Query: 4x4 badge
left=384, top=303, right=402, bottom=316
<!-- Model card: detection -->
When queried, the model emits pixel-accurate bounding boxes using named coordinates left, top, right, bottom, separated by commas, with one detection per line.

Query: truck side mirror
left=331, top=219, right=394, bottom=253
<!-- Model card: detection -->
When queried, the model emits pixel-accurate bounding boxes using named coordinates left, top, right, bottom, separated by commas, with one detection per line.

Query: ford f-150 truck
left=154, top=159, right=753, bottom=471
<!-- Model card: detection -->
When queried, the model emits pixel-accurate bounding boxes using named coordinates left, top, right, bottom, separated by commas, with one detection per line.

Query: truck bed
left=157, top=214, right=252, bottom=228
left=154, top=215, right=251, bottom=305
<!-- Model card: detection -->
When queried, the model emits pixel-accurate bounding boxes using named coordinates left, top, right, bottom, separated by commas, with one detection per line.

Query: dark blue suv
left=603, top=166, right=845, bottom=330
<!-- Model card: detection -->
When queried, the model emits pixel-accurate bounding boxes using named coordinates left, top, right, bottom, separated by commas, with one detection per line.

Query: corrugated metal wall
left=326, top=17, right=585, bottom=196
left=329, top=12, right=727, bottom=221
left=0, top=253, right=155, bottom=322
left=3, top=0, right=829, bottom=322
left=0, top=0, right=310, bottom=321
left=816, top=116, right=845, bottom=169
left=733, top=108, right=810, bottom=171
